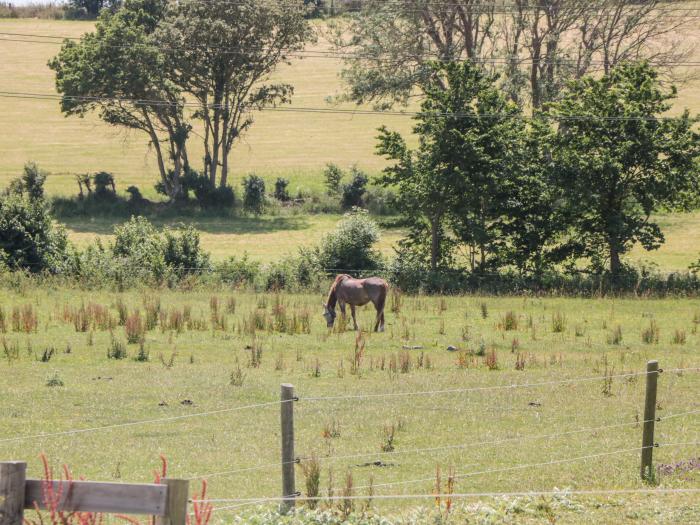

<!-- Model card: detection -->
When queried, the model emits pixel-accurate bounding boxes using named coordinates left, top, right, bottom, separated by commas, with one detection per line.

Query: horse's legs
left=350, top=305, right=358, bottom=330
left=339, top=302, right=347, bottom=320
left=373, top=294, right=387, bottom=333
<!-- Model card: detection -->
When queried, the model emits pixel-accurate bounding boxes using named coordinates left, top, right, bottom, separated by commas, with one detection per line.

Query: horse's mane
left=326, top=274, right=352, bottom=308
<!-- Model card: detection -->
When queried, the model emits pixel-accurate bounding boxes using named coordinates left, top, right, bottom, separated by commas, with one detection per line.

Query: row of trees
left=377, top=61, right=700, bottom=280
left=331, top=0, right=699, bottom=111
left=50, top=0, right=314, bottom=200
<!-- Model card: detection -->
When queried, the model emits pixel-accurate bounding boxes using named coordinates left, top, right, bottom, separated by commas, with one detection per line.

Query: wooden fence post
left=155, top=479, right=189, bottom=525
left=0, top=461, right=27, bottom=525
left=280, top=383, right=296, bottom=511
left=641, top=360, right=659, bottom=481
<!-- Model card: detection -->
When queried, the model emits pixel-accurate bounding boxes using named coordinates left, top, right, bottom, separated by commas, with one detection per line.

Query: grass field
left=0, top=286, right=698, bottom=523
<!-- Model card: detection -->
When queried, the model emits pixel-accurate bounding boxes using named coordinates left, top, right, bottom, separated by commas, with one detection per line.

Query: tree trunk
left=609, top=240, right=621, bottom=280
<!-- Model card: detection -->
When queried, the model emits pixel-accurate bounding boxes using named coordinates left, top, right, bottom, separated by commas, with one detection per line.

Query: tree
left=0, top=193, right=68, bottom=273
left=377, top=61, right=525, bottom=272
left=50, top=0, right=191, bottom=200
left=67, top=0, right=120, bottom=19
left=155, top=0, right=313, bottom=188
left=332, top=1, right=698, bottom=110
left=548, top=62, right=700, bottom=279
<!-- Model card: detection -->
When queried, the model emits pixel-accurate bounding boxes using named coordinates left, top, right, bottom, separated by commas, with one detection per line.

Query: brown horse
left=323, top=274, right=389, bottom=332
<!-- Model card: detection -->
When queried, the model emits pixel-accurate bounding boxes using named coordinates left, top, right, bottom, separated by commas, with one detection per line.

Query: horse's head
left=322, top=303, right=336, bottom=328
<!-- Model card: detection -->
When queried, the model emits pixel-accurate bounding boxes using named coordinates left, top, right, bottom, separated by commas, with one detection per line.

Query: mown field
left=0, top=285, right=698, bottom=523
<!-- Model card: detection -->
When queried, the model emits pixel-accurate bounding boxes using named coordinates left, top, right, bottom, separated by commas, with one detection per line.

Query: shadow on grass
left=60, top=214, right=312, bottom=236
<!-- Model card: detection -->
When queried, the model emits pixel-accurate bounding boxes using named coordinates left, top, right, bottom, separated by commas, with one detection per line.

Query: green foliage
left=548, top=62, right=700, bottom=279
left=323, top=163, right=344, bottom=195
left=0, top=192, right=68, bottom=273
left=179, top=170, right=235, bottom=209
left=216, top=254, right=261, bottom=286
left=163, top=225, right=211, bottom=276
left=340, top=168, right=368, bottom=209
left=92, top=171, right=116, bottom=200
left=274, top=178, right=291, bottom=202
left=20, top=162, right=48, bottom=202
left=316, top=209, right=383, bottom=274
left=243, top=175, right=266, bottom=215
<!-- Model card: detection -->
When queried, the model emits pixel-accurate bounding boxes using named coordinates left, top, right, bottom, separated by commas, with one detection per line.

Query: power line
left=4, top=32, right=700, bottom=67
left=0, top=91, right=695, bottom=122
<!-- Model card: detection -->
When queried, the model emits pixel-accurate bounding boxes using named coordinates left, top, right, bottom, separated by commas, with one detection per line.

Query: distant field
left=1, top=18, right=699, bottom=270
left=0, top=18, right=415, bottom=198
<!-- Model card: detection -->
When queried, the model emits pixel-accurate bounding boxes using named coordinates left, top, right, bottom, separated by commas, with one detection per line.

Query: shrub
left=341, top=167, right=368, bottom=209
left=112, top=216, right=167, bottom=278
left=316, top=209, right=383, bottom=274
left=163, top=225, right=211, bottom=276
left=92, top=171, right=116, bottom=199
left=216, top=254, right=261, bottom=286
left=323, top=163, right=344, bottom=195
left=274, top=178, right=291, bottom=202
left=21, top=162, right=48, bottom=202
left=0, top=193, right=68, bottom=272
left=364, top=186, right=398, bottom=215
left=242, top=174, right=266, bottom=214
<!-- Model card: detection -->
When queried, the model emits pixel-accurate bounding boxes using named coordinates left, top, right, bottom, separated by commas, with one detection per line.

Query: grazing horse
left=323, top=274, right=389, bottom=332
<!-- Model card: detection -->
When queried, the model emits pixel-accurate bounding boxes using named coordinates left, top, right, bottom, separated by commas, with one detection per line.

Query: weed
left=515, top=352, right=526, bottom=371
left=480, top=303, right=488, bottom=319
left=476, top=338, right=487, bottom=356
left=134, top=342, right=149, bottom=362
left=143, top=297, right=160, bottom=331
left=461, top=324, right=470, bottom=341
left=230, top=357, right=245, bottom=386
left=601, top=356, right=614, bottom=397
left=501, top=311, right=518, bottom=331
left=159, top=352, right=177, bottom=369
left=0, top=307, right=5, bottom=333
left=350, top=332, right=365, bottom=375
left=671, top=329, right=686, bottom=345
left=125, top=311, right=144, bottom=344
left=2, top=338, right=20, bottom=363
left=607, top=325, right=623, bottom=345
left=45, top=371, right=64, bottom=387
left=390, top=287, right=401, bottom=313
left=641, top=320, right=660, bottom=344
left=72, top=305, right=90, bottom=332
left=551, top=311, right=566, bottom=333
left=438, top=298, right=447, bottom=313
left=115, top=298, right=128, bottom=325
left=340, top=471, right=354, bottom=518
left=38, top=346, right=55, bottom=362
left=275, top=353, right=285, bottom=371
left=322, top=419, right=341, bottom=439
left=311, top=358, right=322, bottom=378
left=381, top=423, right=396, bottom=452
left=247, top=339, right=263, bottom=368
left=107, top=339, right=128, bottom=360
left=399, top=351, right=412, bottom=373
left=438, top=318, right=445, bottom=335
left=511, top=338, right=520, bottom=353
left=574, top=324, right=585, bottom=337
left=299, top=455, right=321, bottom=509
left=485, top=348, right=499, bottom=370
left=226, top=297, right=237, bottom=314
left=456, top=350, right=469, bottom=369
left=209, top=296, right=220, bottom=317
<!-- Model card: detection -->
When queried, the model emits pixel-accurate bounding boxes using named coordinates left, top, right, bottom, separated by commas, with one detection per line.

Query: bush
left=274, top=178, right=291, bottom=202
left=316, top=208, right=383, bottom=274
left=243, top=174, right=266, bottom=214
left=0, top=193, right=68, bottom=273
left=215, top=254, right=261, bottom=286
left=323, top=163, right=344, bottom=195
left=163, top=225, right=211, bottom=276
left=185, top=171, right=235, bottom=209
left=111, top=216, right=168, bottom=280
left=92, top=171, right=116, bottom=200
left=341, top=167, right=368, bottom=209
left=21, top=162, right=47, bottom=202
left=365, top=186, right=398, bottom=216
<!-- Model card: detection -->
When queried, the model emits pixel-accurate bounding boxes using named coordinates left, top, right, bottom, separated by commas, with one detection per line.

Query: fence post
left=280, top=383, right=296, bottom=512
left=156, top=479, right=189, bottom=525
left=640, top=360, right=659, bottom=481
left=0, top=461, right=27, bottom=525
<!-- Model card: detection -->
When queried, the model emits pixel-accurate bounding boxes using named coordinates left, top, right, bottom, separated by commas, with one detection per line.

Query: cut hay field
left=0, top=285, right=698, bottom=523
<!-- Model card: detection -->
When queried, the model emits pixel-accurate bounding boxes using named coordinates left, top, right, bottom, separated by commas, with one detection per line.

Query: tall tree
left=333, top=0, right=698, bottom=110
left=548, top=62, right=700, bottom=279
left=155, top=0, right=313, bottom=188
left=376, top=61, right=525, bottom=272
left=50, top=0, right=191, bottom=200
